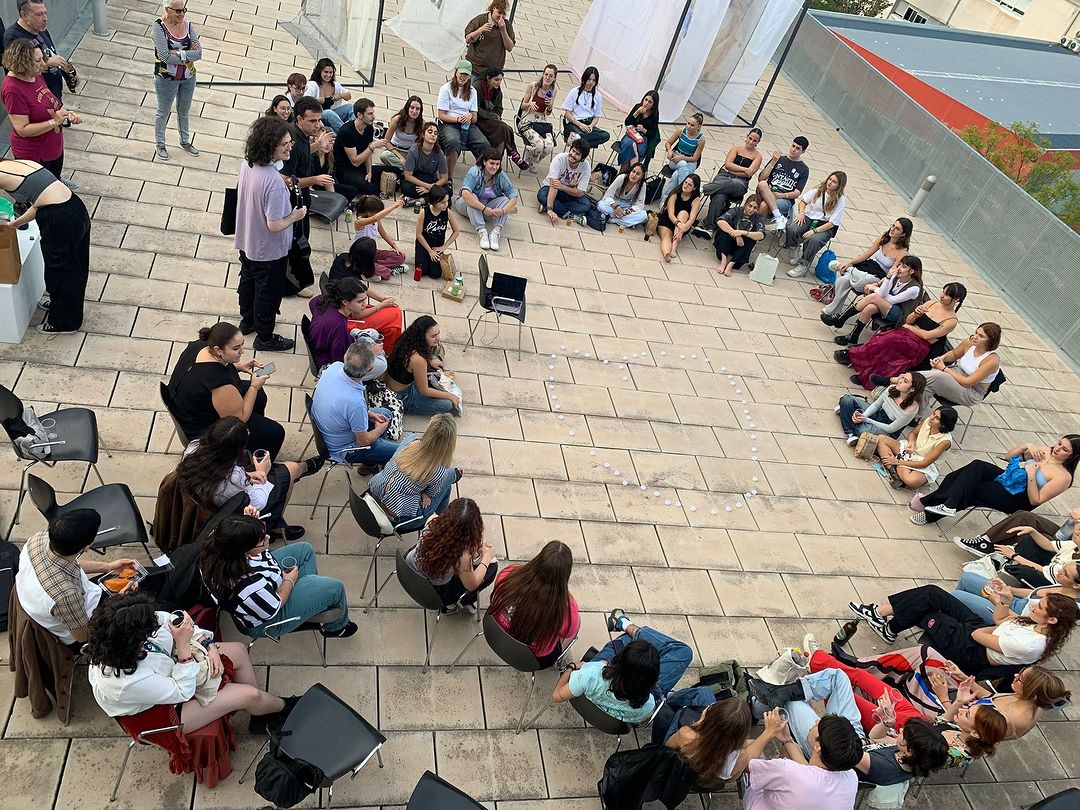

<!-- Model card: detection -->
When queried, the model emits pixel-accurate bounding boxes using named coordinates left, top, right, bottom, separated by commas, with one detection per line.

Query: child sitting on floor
left=352, top=195, right=407, bottom=281
left=414, top=186, right=460, bottom=279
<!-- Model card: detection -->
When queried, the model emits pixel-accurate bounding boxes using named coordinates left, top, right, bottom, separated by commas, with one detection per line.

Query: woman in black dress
left=657, top=174, right=703, bottom=263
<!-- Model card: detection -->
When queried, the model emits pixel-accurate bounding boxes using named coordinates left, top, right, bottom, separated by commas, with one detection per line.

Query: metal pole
left=92, top=0, right=109, bottom=36
left=907, top=176, right=937, bottom=216
left=363, top=0, right=386, bottom=86
left=654, top=0, right=694, bottom=91
left=749, top=0, right=811, bottom=128
left=509, top=0, right=519, bottom=23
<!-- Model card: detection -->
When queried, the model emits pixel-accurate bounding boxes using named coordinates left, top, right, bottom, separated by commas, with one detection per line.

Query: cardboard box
left=0, top=226, right=21, bottom=285
left=441, top=280, right=465, bottom=302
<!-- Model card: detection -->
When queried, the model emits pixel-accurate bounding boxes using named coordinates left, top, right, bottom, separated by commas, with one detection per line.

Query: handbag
left=645, top=211, right=659, bottom=237
left=854, top=432, right=880, bottom=460
left=254, top=734, right=325, bottom=808
left=962, top=555, right=999, bottom=580
left=439, top=252, right=456, bottom=281
left=220, top=188, right=238, bottom=236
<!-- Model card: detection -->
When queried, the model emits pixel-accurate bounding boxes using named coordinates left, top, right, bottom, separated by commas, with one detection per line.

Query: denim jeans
left=662, top=160, right=698, bottom=200
left=952, top=572, right=1029, bottom=624
left=784, top=669, right=866, bottom=759
left=652, top=686, right=717, bottom=745
left=537, top=186, right=592, bottom=218
left=597, top=198, right=648, bottom=228
left=320, top=103, right=355, bottom=133
left=154, top=75, right=196, bottom=148
left=249, top=542, right=349, bottom=637
left=617, top=134, right=647, bottom=166
left=837, top=394, right=891, bottom=438
left=394, top=383, right=454, bottom=416
left=774, top=197, right=794, bottom=217
left=591, top=626, right=693, bottom=699
left=341, top=407, right=399, bottom=465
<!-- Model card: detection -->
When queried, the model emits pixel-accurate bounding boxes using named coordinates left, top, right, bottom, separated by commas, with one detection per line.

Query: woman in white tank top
left=921, top=322, right=1003, bottom=408
left=822, top=218, right=912, bottom=319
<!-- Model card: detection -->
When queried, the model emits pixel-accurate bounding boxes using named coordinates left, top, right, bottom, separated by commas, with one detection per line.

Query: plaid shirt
left=25, top=530, right=92, bottom=634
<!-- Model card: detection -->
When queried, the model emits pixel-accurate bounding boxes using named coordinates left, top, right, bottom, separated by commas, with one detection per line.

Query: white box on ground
left=0, top=220, right=45, bottom=343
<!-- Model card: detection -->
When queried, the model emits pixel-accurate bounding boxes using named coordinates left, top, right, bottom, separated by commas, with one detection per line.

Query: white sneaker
left=787, top=248, right=801, bottom=266
left=489, top=228, right=501, bottom=251
left=787, top=264, right=809, bottom=278
left=828, top=259, right=842, bottom=273
left=756, top=648, right=810, bottom=685
left=566, top=132, right=581, bottom=147
left=802, top=633, right=819, bottom=656
left=774, top=214, right=788, bottom=231
left=478, top=228, right=490, bottom=250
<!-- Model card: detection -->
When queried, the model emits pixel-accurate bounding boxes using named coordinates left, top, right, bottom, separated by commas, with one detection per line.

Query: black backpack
left=254, top=734, right=325, bottom=808
left=0, top=539, right=21, bottom=632
left=644, top=174, right=666, bottom=205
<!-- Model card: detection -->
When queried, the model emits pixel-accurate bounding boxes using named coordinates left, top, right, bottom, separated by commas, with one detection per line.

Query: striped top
left=151, top=20, right=201, bottom=80
left=368, top=434, right=456, bottom=521
left=674, top=126, right=703, bottom=158
left=205, top=551, right=283, bottom=632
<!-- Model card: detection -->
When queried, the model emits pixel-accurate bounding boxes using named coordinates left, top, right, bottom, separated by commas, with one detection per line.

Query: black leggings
left=888, top=585, right=991, bottom=674
left=335, top=165, right=384, bottom=197
left=922, top=460, right=1033, bottom=523
left=236, top=383, right=285, bottom=459
left=433, top=562, right=498, bottom=608
left=36, top=194, right=90, bottom=330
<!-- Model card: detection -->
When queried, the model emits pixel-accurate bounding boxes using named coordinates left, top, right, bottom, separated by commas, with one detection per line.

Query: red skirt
left=848, top=328, right=931, bottom=390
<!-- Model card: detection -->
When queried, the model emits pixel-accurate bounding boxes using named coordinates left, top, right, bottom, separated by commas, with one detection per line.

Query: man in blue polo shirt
left=310, top=341, right=399, bottom=467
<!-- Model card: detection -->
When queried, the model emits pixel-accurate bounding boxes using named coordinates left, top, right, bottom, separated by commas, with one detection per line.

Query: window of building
left=985, top=0, right=1030, bottom=15
left=903, top=7, right=928, bottom=23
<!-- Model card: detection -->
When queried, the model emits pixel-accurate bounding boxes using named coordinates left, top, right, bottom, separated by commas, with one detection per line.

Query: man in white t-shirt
left=436, top=59, right=491, bottom=181
left=537, top=140, right=592, bottom=225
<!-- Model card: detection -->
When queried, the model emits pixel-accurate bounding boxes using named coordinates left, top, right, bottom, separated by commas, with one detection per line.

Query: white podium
left=0, top=221, right=46, bottom=343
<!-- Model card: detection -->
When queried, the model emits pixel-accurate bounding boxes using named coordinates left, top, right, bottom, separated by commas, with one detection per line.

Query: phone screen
left=255, top=362, right=276, bottom=377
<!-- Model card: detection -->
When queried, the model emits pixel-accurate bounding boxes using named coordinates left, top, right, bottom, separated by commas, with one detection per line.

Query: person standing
left=3, top=0, right=75, bottom=104
left=463, top=0, right=515, bottom=82
left=151, top=0, right=202, bottom=161
left=234, top=116, right=306, bottom=352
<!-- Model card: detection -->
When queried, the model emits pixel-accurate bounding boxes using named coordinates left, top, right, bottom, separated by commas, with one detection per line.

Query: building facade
left=889, top=0, right=1080, bottom=45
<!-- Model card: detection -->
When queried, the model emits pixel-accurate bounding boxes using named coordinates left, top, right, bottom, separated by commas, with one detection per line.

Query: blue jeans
left=784, top=669, right=866, bottom=759
left=154, top=75, right=196, bottom=148
left=394, top=383, right=454, bottom=416
left=662, top=160, right=698, bottom=200
left=592, top=626, right=693, bottom=699
left=837, top=395, right=892, bottom=438
left=342, top=407, right=399, bottom=465
left=249, top=542, right=349, bottom=637
left=617, top=134, right=647, bottom=166
left=537, top=186, right=592, bottom=218
left=653, top=686, right=717, bottom=745
left=774, top=197, right=794, bottom=217
left=953, top=572, right=1028, bottom=624
left=320, top=103, right=355, bottom=133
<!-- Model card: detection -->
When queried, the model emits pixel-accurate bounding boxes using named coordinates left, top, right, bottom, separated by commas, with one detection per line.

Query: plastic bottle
left=450, top=272, right=463, bottom=297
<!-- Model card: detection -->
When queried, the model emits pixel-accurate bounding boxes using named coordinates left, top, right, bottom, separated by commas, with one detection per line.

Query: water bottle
left=450, top=272, right=463, bottom=297
left=461, top=118, right=471, bottom=138
left=834, top=620, right=859, bottom=646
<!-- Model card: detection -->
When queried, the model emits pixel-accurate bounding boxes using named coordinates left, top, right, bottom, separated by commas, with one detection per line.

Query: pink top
left=743, top=758, right=857, bottom=809
left=492, top=565, right=580, bottom=657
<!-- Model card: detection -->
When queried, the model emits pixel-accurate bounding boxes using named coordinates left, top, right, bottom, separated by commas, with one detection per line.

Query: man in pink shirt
left=743, top=710, right=861, bottom=809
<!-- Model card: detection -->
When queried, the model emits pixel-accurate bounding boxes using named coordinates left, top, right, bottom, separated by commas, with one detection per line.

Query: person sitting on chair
left=560, top=66, right=609, bottom=149
left=905, top=323, right=1003, bottom=413
left=367, top=414, right=462, bottom=527
left=951, top=565, right=1080, bottom=626
left=829, top=256, right=924, bottom=347
left=655, top=693, right=755, bottom=788
left=658, top=113, right=706, bottom=201
left=406, top=497, right=498, bottom=613
left=615, top=90, right=660, bottom=173
left=953, top=507, right=1080, bottom=580
left=552, top=608, right=692, bottom=724
left=782, top=170, right=847, bottom=279
left=517, top=64, right=559, bottom=165
left=15, top=509, right=137, bottom=646
left=200, top=512, right=356, bottom=639
left=836, top=371, right=924, bottom=446
left=820, top=218, right=912, bottom=321
left=755, top=135, right=809, bottom=231
left=476, top=67, right=530, bottom=171
left=697, top=129, right=763, bottom=239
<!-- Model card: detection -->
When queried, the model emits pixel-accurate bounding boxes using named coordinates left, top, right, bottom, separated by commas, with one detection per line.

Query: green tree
left=810, top=0, right=891, bottom=16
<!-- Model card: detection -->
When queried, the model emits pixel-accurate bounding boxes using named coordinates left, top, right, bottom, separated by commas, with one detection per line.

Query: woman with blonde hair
left=407, top=497, right=497, bottom=612
left=783, top=170, right=848, bottom=278
left=367, top=414, right=463, bottom=527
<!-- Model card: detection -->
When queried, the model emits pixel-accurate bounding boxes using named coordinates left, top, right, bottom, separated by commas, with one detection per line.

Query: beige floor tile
left=479, top=666, right=583, bottom=730
left=435, top=730, right=546, bottom=801
left=608, top=388, right=678, bottom=421
left=380, top=666, right=484, bottom=730
left=783, top=574, right=861, bottom=619
left=746, top=495, right=823, bottom=534
left=635, top=567, right=722, bottom=615
left=798, top=534, right=878, bottom=577
left=710, top=571, right=799, bottom=618
left=534, top=480, right=613, bottom=521
left=0, top=739, right=68, bottom=807
left=57, top=737, right=195, bottom=809
left=650, top=422, right=724, bottom=457
left=489, top=439, right=568, bottom=480
left=631, top=451, right=707, bottom=491
left=585, top=416, right=659, bottom=451
left=501, top=516, right=587, bottom=562
left=519, top=411, right=591, bottom=446
left=458, top=476, right=539, bottom=517
left=607, top=484, right=690, bottom=527
left=758, top=461, right=835, bottom=499
left=860, top=537, right=945, bottom=579
left=567, top=564, right=644, bottom=613
left=728, top=530, right=811, bottom=574
left=581, top=521, right=665, bottom=566
left=478, top=375, right=551, bottom=411
left=538, top=728, right=622, bottom=797
left=656, top=526, right=740, bottom=570
left=689, top=616, right=775, bottom=668
left=329, top=730, right=436, bottom=806
left=542, top=383, right=616, bottom=417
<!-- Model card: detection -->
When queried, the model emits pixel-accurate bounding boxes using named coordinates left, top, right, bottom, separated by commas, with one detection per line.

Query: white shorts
left=897, top=442, right=939, bottom=483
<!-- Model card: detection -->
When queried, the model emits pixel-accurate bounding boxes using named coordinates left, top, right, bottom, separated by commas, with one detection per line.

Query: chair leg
left=4, top=463, right=34, bottom=541
left=422, top=611, right=441, bottom=673
left=238, top=736, right=271, bottom=784
left=376, top=748, right=384, bottom=768
left=613, top=735, right=623, bottom=755
left=465, top=310, right=489, bottom=351
left=299, top=433, right=315, bottom=459
left=110, top=740, right=137, bottom=802
left=445, top=628, right=483, bottom=673
left=326, top=503, right=348, bottom=540
left=299, top=406, right=309, bottom=432
left=517, top=320, right=522, bottom=362
left=309, top=468, right=331, bottom=519
left=99, top=433, right=113, bottom=459
left=363, top=569, right=396, bottom=613
left=164, top=427, right=177, bottom=454
left=516, top=673, right=539, bottom=733
left=91, top=463, right=106, bottom=488
left=312, top=630, right=327, bottom=668
left=359, top=538, right=384, bottom=598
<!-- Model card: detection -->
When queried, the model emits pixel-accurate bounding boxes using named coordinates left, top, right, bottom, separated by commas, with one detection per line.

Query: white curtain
left=657, top=0, right=731, bottom=122
left=385, top=0, right=489, bottom=72
left=344, top=0, right=381, bottom=77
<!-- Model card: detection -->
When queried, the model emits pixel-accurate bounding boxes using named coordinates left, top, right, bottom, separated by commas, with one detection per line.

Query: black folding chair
left=569, top=693, right=666, bottom=755
left=406, top=770, right=484, bottom=809
left=158, top=381, right=190, bottom=453
left=298, top=315, right=321, bottom=401
left=338, top=484, right=425, bottom=598
left=240, top=682, right=385, bottom=809
left=1, top=384, right=112, bottom=541
left=308, top=189, right=350, bottom=256
left=464, top=256, right=527, bottom=360
left=27, top=473, right=151, bottom=557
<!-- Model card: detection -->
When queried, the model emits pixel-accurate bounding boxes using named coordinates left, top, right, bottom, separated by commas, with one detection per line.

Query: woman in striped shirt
left=368, top=414, right=462, bottom=527
left=199, top=513, right=356, bottom=638
left=407, top=498, right=497, bottom=613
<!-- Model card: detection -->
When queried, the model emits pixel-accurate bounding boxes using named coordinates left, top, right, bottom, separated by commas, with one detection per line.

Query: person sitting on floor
left=414, top=185, right=460, bottom=279
left=552, top=608, right=692, bottom=724
left=657, top=173, right=703, bottom=264
left=836, top=371, right=925, bottom=446
left=488, top=540, right=580, bottom=667
left=713, top=193, right=765, bottom=277
left=402, top=121, right=453, bottom=201
left=538, top=139, right=592, bottom=225
left=86, top=592, right=297, bottom=734
left=367, top=414, right=462, bottom=528
left=597, top=163, right=648, bottom=230
left=829, top=257, right=924, bottom=347
left=177, top=416, right=316, bottom=540
left=909, top=435, right=1079, bottom=524
left=351, top=195, right=407, bottom=281
left=407, top=497, right=498, bottom=613
left=849, top=585, right=1079, bottom=672
left=782, top=170, right=847, bottom=278
left=383, top=315, right=462, bottom=416
left=15, top=509, right=137, bottom=645
left=308, top=276, right=403, bottom=366
left=328, top=236, right=376, bottom=282
left=311, top=341, right=401, bottom=468
left=872, top=407, right=957, bottom=490
left=453, top=147, right=519, bottom=251
left=836, top=282, right=964, bottom=390
left=200, top=512, right=356, bottom=639
left=953, top=507, right=1080, bottom=579
left=820, top=218, right=912, bottom=321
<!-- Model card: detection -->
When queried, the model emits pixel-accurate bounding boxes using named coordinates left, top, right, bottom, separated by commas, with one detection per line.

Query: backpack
left=591, top=162, right=617, bottom=188
left=0, top=539, right=21, bottom=632
left=254, top=734, right=325, bottom=808
left=644, top=174, right=665, bottom=205
left=694, top=659, right=750, bottom=703
left=584, top=203, right=607, bottom=232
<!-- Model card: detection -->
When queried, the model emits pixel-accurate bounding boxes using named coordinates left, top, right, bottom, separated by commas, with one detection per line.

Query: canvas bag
left=380, top=171, right=397, bottom=198
left=749, top=254, right=778, bottom=286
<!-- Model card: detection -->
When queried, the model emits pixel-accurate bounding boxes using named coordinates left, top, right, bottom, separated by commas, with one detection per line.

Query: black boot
left=834, top=320, right=865, bottom=346
left=869, top=373, right=892, bottom=387
left=830, top=304, right=858, bottom=328
left=748, top=676, right=806, bottom=709
left=833, top=349, right=850, bottom=366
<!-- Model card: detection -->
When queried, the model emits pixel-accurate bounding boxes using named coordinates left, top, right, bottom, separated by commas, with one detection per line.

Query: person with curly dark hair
left=176, top=416, right=318, bottom=539
left=234, top=115, right=307, bottom=352
left=406, top=497, right=496, bottom=612
left=554, top=608, right=692, bottom=724
left=383, top=315, right=461, bottom=415
left=200, top=512, right=356, bottom=639
left=86, top=592, right=296, bottom=733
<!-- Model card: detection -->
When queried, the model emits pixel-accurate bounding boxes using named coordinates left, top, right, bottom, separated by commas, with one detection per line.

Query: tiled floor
left=1, top=0, right=1079, bottom=807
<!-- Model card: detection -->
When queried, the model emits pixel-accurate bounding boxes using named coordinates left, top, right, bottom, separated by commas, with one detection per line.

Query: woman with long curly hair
left=369, top=414, right=461, bottom=527
left=382, top=315, right=461, bottom=415
left=304, top=57, right=354, bottom=132
left=489, top=541, right=580, bottom=666
left=200, top=512, right=356, bottom=639
left=407, top=497, right=497, bottom=612
left=86, top=592, right=296, bottom=733
left=307, top=276, right=403, bottom=369
left=662, top=697, right=754, bottom=787
left=177, top=416, right=318, bottom=539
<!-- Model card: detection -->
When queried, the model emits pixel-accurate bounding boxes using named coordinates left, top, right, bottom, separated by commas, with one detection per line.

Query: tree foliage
left=959, top=120, right=1080, bottom=232
left=810, top=0, right=891, bottom=17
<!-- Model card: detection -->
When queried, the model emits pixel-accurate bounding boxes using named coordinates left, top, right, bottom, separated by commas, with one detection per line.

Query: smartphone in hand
left=255, top=362, right=277, bottom=377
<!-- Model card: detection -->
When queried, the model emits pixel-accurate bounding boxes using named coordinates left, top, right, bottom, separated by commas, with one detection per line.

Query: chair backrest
left=570, top=694, right=631, bottom=735
left=300, top=317, right=320, bottom=381
left=318, top=272, right=330, bottom=295
left=349, top=486, right=395, bottom=539
left=491, top=272, right=527, bottom=303
left=0, top=384, right=23, bottom=424
left=304, top=394, right=331, bottom=460
left=407, top=770, right=485, bottom=810
left=158, top=381, right=191, bottom=447
left=393, top=546, right=445, bottom=612
left=481, top=610, right=544, bottom=672
left=478, top=254, right=490, bottom=291
left=988, top=369, right=1006, bottom=396
left=26, top=473, right=59, bottom=519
